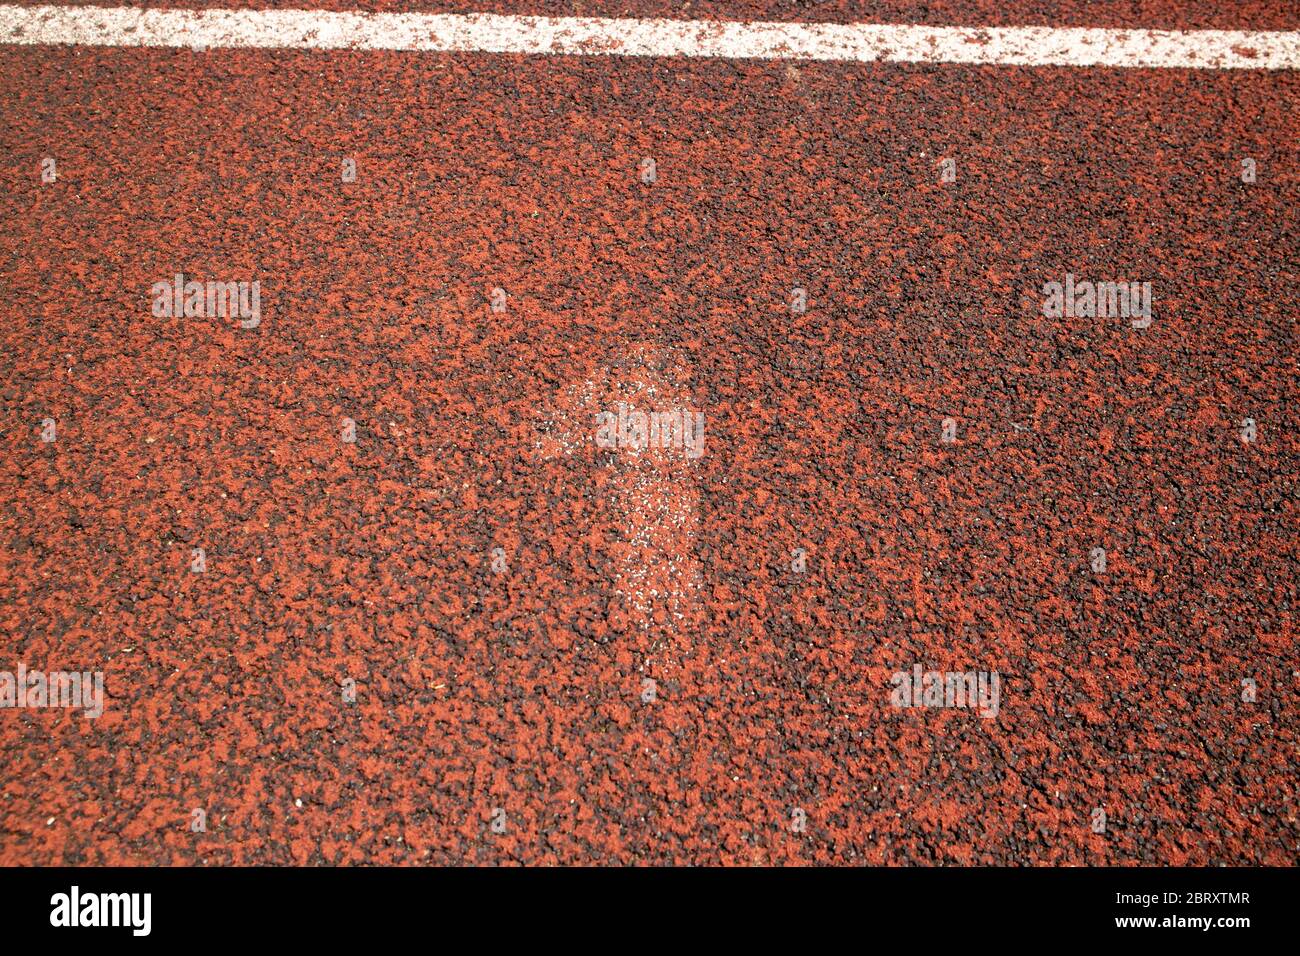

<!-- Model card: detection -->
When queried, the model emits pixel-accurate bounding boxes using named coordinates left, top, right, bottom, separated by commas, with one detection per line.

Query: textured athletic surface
left=0, top=2, right=1296, bottom=864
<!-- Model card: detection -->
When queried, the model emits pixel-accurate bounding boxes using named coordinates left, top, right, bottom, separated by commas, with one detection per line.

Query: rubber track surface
left=0, top=8, right=1296, bottom=864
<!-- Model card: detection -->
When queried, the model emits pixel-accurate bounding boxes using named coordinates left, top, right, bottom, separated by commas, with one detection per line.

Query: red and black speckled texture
left=0, top=3, right=1297, bottom=865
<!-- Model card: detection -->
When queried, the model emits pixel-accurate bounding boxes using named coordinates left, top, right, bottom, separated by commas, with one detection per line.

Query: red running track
left=0, top=2, right=1296, bottom=864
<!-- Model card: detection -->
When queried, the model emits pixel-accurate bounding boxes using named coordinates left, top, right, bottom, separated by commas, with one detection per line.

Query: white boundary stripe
left=2, top=5, right=1299, bottom=68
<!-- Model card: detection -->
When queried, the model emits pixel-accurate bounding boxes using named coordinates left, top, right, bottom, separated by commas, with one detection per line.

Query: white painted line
left=1, top=5, right=1299, bottom=69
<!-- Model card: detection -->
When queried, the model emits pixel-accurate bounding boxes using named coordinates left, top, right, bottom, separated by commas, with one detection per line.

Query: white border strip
left=2, top=5, right=1299, bottom=68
